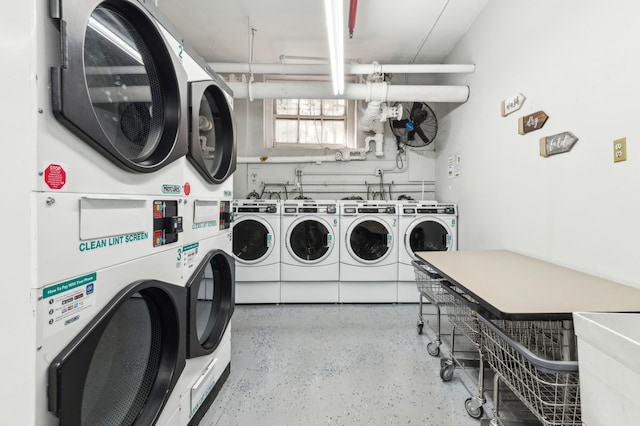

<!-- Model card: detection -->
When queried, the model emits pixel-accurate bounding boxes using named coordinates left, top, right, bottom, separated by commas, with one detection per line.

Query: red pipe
left=348, top=0, right=358, bottom=39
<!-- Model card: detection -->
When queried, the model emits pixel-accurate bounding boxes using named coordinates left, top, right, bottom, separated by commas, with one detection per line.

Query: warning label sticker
left=42, top=272, right=97, bottom=339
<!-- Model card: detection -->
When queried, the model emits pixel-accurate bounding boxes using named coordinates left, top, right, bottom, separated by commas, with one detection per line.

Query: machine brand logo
left=224, top=190, right=232, bottom=197
left=162, top=184, right=182, bottom=194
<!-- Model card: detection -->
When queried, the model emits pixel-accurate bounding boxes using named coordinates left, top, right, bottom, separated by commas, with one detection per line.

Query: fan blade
left=391, top=119, right=409, bottom=129
left=412, top=109, right=428, bottom=126
left=410, top=102, right=422, bottom=121
left=415, top=126, right=431, bottom=144
left=408, top=130, right=416, bottom=141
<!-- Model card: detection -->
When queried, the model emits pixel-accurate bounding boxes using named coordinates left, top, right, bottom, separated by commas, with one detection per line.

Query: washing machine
left=39, top=249, right=185, bottom=425
left=42, top=0, right=190, bottom=196
left=397, top=201, right=458, bottom=302
left=280, top=200, right=340, bottom=303
left=233, top=199, right=282, bottom=304
left=339, top=201, right=399, bottom=303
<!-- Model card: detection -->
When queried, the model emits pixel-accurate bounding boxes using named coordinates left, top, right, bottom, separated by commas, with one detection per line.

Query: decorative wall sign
left=539, top=132, right=578, bottom=157
left=500, top=93, right=526, bottom=117
left=518, top=111, right=549, bottom=135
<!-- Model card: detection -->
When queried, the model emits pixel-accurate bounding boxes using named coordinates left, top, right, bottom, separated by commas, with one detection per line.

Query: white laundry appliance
left=233, top=200, right=282, bottom=304
left=40, top=249, right=186, bottom=425
left=339, top=201, right=399, bottom=303
left=397, top=201, right=457, bottom=302
left=280, top=200, right=340, bottom=303
left=159, top=232, right=235, bottom=425
left=43, top=0, right=189, bottom=196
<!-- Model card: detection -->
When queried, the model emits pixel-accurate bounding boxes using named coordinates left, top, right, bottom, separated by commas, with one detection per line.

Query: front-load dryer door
left=346, top=218, right=393, bottom=263
left=189, top=81, right=237, bottom=184
left=233, top=217, right=275, bottom=264
left=51, top=0, right=188, bottom=172
left=406, top=218, right=451, bottom=260
left=286, top=217, right=334, bottom=264
left=186, top=249, right=235, bottom=359
left=48, top=280, right=186, bottom=425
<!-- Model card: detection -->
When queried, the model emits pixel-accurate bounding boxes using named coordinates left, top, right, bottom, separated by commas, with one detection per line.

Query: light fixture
left=324, top=0, right=344, bottom=95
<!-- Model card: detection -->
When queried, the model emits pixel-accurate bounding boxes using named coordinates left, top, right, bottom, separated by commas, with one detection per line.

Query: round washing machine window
left=187, top=250, right=235, bottom=358
left=52, top=0, right=187, bottom=172
left=48, top=282, right=186, bottom=425
left=409, top=220, right=449, bottom=253
left=233, top=219, right=273, bottom=263
left=188, top=82, right=237, bottom=184
left=348, top=219, right=391, bottom=261
left=288, top=219, right=332, bottom=262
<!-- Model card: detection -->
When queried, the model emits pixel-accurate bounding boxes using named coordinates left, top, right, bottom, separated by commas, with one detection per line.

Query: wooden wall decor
left=540, top=131, right=578, bottom=157
left=500, top=93, right=526, bottom=117
left=518, top=111, right=549, bottom=135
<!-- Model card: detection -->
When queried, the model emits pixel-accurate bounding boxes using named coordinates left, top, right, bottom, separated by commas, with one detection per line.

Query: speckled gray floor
left=198, top=304, right=501, bottom=425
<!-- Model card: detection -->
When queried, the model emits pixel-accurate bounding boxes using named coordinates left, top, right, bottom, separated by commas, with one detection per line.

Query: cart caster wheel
left=417, top=322, right=424, bottom=335
left=440, top=363, right=455, bottom=381
left=427, top=341, right=440, bottom=357
left=465, top=397, right=484, bottom=419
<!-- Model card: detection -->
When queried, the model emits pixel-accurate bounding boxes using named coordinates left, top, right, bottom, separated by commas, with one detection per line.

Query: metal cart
left=412, top=259, right=451, bottom=356
left=477, top=314, right=581, bottom=426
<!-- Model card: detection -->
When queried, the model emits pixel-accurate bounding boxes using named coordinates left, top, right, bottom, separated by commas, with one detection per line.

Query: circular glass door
left=49, top=282, right=185, bottom=425
left=52, top=0, right=187, bottom=172
left=348, top=219, right=392, bottom=262
left=287, top=218, right=333, bottom=263
left=189, top=81, right=237, bottom=184
left=408, top=219, right=450, bottom=257
left=187, top=250, right=234, bottom=358
left=233, top=218, right=273, bottom=264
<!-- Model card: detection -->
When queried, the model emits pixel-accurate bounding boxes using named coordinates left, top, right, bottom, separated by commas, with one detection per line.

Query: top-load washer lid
left=51, top=0, right=188, bottom=172
left=48, top=280, right=186, bottom=425
left=188, top=80, right=237, bottom=184
left=186, top=249, right=235, bottom=359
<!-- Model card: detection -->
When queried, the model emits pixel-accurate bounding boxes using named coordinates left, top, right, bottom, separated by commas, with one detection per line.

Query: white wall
left=437, top=1, right=640, bottom=288
left=232, top=74, right=443, bottom=201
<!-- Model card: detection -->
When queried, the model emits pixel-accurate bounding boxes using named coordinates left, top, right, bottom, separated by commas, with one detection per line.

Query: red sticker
left=183, top=182, right=191, bottom=196
left=44, top=164, right=66, bottom=190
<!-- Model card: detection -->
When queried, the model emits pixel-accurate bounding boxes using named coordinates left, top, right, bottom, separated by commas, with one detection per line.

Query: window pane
left=299, top=99, right=321, bottom=116
left=276, top=99, right=299, bottom=115
left=322, top=99, right=346, bottom=116
left=322, top=120, right=345, bottom=144
left=299, top=120, right=322, bottom=143
left=275, top=119, right=298, bottom=142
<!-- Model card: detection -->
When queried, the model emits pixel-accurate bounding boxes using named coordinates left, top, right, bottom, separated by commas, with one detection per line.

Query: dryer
left=40, top=249, right=185, bottom=426
left=339, top=201, right=399, bottom=303
left=233, top=199, right=282, bottom=304
left=280, top=200, right=340, bottom=303
left=397, top=201, right=457, bottom=303
left=44, top=0, right=189, bottom=196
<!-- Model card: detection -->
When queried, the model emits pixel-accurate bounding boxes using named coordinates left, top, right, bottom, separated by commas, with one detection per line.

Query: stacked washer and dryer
left=8, top=1, right=235, bottom=424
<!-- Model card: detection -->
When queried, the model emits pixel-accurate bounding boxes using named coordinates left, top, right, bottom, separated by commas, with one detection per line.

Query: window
left=264, top=91, right=357, bottom=149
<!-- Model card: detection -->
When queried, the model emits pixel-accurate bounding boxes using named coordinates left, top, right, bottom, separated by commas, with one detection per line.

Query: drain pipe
left=359, top=101, right=401, bottom=157
left=226, top=80, right=469, bottom=102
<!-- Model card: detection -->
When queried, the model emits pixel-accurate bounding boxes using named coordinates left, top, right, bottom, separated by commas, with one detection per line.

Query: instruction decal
left=182, top=242, right=200, bottom=274
left=42, top=272, right=97, bottom=338
left=78, top=232, right=149, bottom=252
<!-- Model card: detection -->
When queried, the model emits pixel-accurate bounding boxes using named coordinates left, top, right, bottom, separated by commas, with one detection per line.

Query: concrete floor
left=198, top=303, right=493, bottom=426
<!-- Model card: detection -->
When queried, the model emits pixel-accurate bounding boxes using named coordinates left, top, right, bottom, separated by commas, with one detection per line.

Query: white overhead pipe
left=238, top=150, right=366, bottom=164
left=208, top=62, right=475, bottom=75
left=226, top=81, right=469, bottom=102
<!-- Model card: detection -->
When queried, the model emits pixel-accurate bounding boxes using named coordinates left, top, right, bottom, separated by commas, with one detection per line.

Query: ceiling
left=156, top=0, right=488, bottom=66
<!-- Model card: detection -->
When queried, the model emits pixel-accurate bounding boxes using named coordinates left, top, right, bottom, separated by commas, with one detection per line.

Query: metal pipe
left=208, top=62, right=475, bottom=75
left=227, top=81, right=469, bottom=102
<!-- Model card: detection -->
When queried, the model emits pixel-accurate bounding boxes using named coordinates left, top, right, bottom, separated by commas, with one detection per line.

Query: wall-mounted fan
left=388, top=102, right=438, bottom=147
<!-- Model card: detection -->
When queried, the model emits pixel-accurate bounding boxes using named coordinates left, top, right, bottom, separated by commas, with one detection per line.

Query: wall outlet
left=614, top=137, right=627, bottom=162
left=374, top=168, right=383, bottom=176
